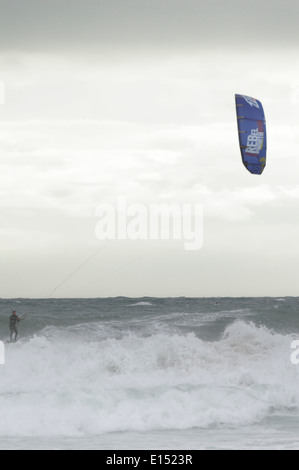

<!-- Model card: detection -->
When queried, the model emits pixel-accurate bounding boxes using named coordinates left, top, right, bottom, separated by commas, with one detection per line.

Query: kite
left=235, top=94, right=267, bottom=174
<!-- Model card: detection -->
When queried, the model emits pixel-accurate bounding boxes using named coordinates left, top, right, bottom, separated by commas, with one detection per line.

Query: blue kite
left=235, top=94, right=267, bottom=175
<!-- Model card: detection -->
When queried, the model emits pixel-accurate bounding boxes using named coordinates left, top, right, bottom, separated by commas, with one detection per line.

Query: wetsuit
left=9, top=314, right=20, bottom=342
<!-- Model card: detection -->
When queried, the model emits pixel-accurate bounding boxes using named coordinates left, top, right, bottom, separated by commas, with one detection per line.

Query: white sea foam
left=0, top=320, right=298, bottom=440
left=128, top=302, right=154, bottom=306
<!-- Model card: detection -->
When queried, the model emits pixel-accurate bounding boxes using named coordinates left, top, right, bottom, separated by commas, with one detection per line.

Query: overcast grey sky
left=1, top=0, right=299, bottom=298
left=1, top=0, right=299, bottom=51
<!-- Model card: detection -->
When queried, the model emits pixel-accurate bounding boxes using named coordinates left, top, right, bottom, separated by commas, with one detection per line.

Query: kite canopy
left=235, top=94, right=267, bottom=175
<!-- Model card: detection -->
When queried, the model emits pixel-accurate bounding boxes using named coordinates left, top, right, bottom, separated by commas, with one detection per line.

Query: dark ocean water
left=0, top=296, right=299, bottom=449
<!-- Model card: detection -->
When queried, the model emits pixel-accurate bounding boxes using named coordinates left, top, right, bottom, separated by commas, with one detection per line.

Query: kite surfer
left=9, top=310, right=24, bottom=342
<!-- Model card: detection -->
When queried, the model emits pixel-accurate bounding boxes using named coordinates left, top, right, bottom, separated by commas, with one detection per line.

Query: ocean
left=0, top=296, right=299, bottom=450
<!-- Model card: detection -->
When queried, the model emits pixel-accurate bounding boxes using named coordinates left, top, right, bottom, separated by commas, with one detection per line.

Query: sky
left=1, top=0, right=299, bottom=298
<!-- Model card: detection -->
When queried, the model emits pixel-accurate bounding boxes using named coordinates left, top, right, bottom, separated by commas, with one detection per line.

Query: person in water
left=9, top=310, right=23, bottom=342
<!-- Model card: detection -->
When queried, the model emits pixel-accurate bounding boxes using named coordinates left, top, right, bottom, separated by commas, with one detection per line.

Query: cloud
left=196, top=185, right=277, bottom=221
left=1, top=114, right=299, bottom=221
left=1, top=49, right=299, bottom=127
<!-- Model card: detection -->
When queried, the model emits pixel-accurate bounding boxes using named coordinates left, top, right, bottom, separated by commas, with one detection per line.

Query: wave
left=0, top=320, right=298, bottom=437
left=127, top=302, right=154, bottom=306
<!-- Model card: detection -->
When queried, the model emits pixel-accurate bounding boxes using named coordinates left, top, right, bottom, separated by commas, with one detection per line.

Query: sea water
left=0, top=297, right=299, bottom=450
